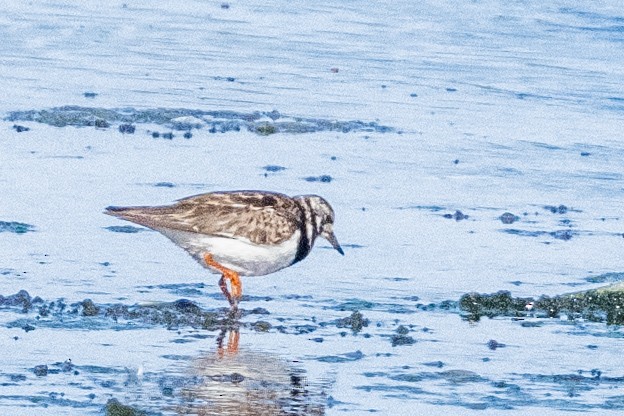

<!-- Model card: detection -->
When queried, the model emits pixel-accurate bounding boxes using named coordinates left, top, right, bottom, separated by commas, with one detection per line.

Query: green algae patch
left=585, top=272, right=624, bottom=284
left=335, top=310, right=369, bottom=333
left=6, top=106, right=393, bottom=136
left=80, top=299, right=100, bottom=317
left=103, top=299, right=222, bottom=330
left=553, top=286, right=624, bottom=325
left=391, top=326, right=416, bottom=346
left=459, top=291, right=532, bottom=321
left=255, top=123, right=277, bottom=135
left=105, top=399, right=147, bottom=416
left=459, top=284, right=624, bottom=325
left=3, top=291, right=224, bottom=331
left=252, top=321, right=272, bottom=332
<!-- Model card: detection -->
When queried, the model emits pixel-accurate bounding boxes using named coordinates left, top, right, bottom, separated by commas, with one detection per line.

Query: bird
left=104, top=190, right=343, bottom=307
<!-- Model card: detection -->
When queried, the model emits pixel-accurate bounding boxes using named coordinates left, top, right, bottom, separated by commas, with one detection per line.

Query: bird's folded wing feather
left=108, top=192, right=302, bottom=245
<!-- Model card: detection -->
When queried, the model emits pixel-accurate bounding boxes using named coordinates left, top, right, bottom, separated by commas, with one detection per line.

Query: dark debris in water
left=390, top=325, right=416, bottom=346
left=500, top=212, right=520, bottom=224
left=391, top=334, right=416, bottom=347
left=154, top=181, right=176, bottom=188
left=443, top=210, right=468, bottom=221
left=304, top=175, right=333, bottom=183
left=335, top=311, right=369, bottom=333
left=544, top=204, right=569, bottom=214
left=0, top=221, right=35, bottom=234
left=33, top=364, right=48, bottom=377
left=487, top=339, right=506, bottom=350
left=5, top=106, right=393, bottom=135
left=118, top=123, right=136, bottom=134
left=12, top=124, right=30, bottom=132
left=502, top=228, right=577, bottom=240
left=551, top=229, right=575, bottom=241
left=263, top=165, right=286, bottom=172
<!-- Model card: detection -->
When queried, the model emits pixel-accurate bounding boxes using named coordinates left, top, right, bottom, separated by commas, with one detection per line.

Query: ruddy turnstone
left=105, top=191, right=343, bottom=307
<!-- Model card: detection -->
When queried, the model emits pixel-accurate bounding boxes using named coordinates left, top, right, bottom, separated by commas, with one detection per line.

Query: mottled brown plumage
left=107, top=191, right=302, bottom=245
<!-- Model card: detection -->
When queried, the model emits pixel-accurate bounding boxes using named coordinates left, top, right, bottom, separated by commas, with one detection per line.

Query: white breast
left=156, top=228, right=301, bottom=276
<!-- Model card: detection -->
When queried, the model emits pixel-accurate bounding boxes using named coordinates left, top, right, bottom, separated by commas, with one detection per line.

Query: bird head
left=302, top=195, right=344, bottom=255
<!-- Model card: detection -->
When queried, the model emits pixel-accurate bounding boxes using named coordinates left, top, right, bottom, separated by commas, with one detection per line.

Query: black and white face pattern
left=299, top=195, right=343, bottom=255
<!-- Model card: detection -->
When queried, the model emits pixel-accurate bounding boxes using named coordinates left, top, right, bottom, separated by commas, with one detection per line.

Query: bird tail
left=104, top=205, right=162, bottom=228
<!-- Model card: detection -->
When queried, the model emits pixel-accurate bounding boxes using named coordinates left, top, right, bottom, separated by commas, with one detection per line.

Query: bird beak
left=326, top=231, right=344, bottom=256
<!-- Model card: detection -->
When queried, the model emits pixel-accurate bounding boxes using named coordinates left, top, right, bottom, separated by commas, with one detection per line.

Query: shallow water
left=1, top=0, right=624, bottom=414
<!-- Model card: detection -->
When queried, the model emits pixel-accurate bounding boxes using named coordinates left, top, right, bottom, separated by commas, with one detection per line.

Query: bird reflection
left=216, top=323, right=240, bottom=358
left=175, top=324, right=326, bottom=415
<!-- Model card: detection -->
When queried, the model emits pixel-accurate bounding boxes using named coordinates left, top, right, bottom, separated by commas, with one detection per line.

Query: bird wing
left=106, top=191, right=302, bottom=245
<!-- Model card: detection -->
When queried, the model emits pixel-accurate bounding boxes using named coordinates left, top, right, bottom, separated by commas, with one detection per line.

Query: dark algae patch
left=0, top=221, right=35, bottom=234
left=459, top=291, right=533, bottom=321
left=585, top=272, right=624, bottom=284
left=500, top=212, right=520, bottom=224
left=118, top=123, right=136, bottom=134
left=459, top=286, right=624, bottom=324
left=335, top=311, right=369, bottom=333
left=255, top=123, right=276, bottom=135
left=304, top=175, right=333, bottom=183
left=105, top=399, right=147, bottom=416
left=544, top=204, right=570, bottom=214
left=33, top=365, right=48, bottom=377
left=443, top=210, right=468, bottom=221
left=502, top=228, right=578, bottom=240
left=6, top=106, right=393, bottom=135
left=80, top=299, right=100, bottom=316
left=12, top=124, right=30, bottom=132
left=2, top=292, right=226, bottom=330
left=389, top=325, right=416, bottom=347
left=263, top=165, right=286, bottom=172
left=0, top=290, right=40, bottom=312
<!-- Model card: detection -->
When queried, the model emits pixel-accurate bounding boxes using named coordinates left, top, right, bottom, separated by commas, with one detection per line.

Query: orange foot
left=203, top=253, right=242, bottom=307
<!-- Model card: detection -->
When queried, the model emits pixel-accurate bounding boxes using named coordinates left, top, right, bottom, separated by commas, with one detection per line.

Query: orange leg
left=203, top=253, right=242, bottom=306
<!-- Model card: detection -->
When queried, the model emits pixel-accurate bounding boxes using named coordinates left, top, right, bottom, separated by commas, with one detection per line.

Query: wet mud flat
left=2, top=273, right=624, bottom=414
left=2, top=0, right=624, bottom=413
left=3, top=112, right=624, bottom=414
left=0, top=286, right=431, bottom=415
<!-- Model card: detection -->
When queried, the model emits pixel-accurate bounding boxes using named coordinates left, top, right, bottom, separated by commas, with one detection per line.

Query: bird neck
left=292, top=198, right=319, bottom=264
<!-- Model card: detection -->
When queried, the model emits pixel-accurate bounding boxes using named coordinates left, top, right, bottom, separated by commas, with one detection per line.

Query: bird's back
left=105, top=191, right=303, bottom=245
